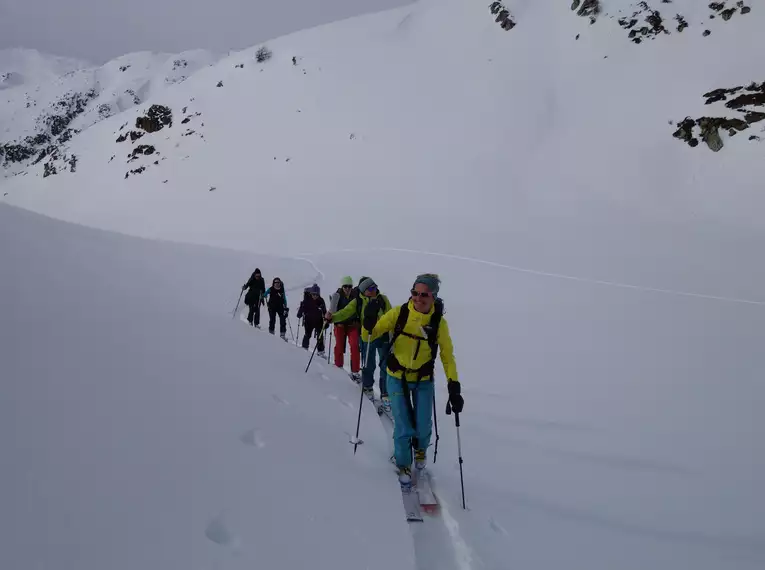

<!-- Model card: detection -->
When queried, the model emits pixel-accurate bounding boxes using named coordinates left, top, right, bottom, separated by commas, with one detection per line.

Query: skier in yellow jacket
left=369, top=274, right=464, bottom=490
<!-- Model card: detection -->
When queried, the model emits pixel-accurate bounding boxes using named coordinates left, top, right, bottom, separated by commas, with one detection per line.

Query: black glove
left=242, top=284, right=247, bottom=291
left=284, top=307, right=290, bottom=316
left=447, top=381, right=464, bottom=414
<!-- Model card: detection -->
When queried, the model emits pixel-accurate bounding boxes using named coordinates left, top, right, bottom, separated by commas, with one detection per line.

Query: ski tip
left=407, top=515, right=425, bottom=522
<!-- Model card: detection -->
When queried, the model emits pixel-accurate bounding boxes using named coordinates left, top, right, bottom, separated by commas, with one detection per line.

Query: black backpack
left=387, top=298, right=444, bottom=380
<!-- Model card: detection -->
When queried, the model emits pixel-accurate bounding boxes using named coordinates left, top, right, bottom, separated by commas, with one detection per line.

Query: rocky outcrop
left=489, top=2, right=516, bottom=30
left=1, top=90, right=96, bottom=173
left=256, top=47, right=273, bottom=63
left=135, top=105, right=173, bottom=133
left=673, top=81, right=765, bottom=151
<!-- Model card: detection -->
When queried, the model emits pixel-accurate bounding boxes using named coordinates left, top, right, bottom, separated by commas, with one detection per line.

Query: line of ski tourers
left=238, top=269, right=466, bottom=519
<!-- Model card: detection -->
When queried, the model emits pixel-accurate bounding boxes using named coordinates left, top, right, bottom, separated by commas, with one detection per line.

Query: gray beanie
left=358, top=277, right=377, bottom=293
left=413, top=273, right=440, bottom=296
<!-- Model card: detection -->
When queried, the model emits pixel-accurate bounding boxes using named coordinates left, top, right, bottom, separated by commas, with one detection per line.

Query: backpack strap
left=386, top=299, right=444, bottom=380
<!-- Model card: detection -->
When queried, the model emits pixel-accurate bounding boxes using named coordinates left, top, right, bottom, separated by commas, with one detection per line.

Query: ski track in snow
left=297, top=247, right=765, bottom=307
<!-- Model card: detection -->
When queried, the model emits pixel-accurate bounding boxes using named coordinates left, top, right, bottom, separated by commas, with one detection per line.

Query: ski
left=414, top=468, right=439, bottom=514
left=401, top=485, right=423, bottom=522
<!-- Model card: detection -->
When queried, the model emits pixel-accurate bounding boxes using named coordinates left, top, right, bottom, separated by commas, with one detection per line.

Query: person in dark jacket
left=264, top=277, right=289, bottom=338
left=297, top=284, right=328, bottom=355
left=242, top=268, right=266, bottom=327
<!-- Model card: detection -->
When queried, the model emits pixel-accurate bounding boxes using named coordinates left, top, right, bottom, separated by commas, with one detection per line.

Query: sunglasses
left=410, top=290, right=432, bottom=298
left=342, top=285, right=352, bottom=289
left=367, top=286, right=378, bottom=292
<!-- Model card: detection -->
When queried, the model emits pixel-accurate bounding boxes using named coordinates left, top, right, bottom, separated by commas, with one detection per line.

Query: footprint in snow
left=240, top=429, right=266, bottom=448
left=489, top=517, right=508, bottom=536
left=326, top=394, right=353, bottom=409
left=271, top=394, right=289, bottom=405
left=205, top=514, right=237, bottom=546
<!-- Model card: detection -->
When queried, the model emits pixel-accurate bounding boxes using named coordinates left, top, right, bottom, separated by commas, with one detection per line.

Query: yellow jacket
left=370, top=300, right=459, bottom=383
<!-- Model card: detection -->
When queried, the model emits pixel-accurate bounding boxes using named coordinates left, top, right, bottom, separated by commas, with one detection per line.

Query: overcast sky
left=0, top=0, right=412, bottom=63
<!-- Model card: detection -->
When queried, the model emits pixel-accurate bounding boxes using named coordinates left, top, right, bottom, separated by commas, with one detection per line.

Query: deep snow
left=3, top=0, right=765, bottom=568
left=0, top=205, right=415, bottom=570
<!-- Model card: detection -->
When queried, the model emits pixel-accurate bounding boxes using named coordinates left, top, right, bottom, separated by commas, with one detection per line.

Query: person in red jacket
left=326, top=276, right=361, bottom=381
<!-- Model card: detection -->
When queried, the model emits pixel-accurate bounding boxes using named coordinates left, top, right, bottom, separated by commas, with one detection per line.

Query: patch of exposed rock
left=673, top=81, right=765, bottom=151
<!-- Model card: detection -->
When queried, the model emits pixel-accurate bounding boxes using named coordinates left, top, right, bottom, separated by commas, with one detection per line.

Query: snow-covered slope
left=0, top=204, right=414, bottom=570
left=1, top=48, right=216, bottom=178
left=2, top=0, right=764, bottom=293
left=2, top=1, right=765, bottom=569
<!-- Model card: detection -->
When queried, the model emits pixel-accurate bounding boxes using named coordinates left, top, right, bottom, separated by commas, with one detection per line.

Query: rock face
left=1, top=89, right=97, bottom=176
left=256, top=47, right=273, bottom=63
left=489, top=2, right=517, bottom=30
left=135, top=105, right=173, bottom=133
left=673, top=81, right=765, bottom=151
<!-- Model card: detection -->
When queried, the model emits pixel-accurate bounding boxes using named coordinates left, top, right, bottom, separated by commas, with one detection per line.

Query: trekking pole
left=304, top=321, right=327, bottom=374
left=446, top=401, right=466, bottom=509
left=232, top=291, right=243, bottom=319
left=295, top=318, right=301, bottom=347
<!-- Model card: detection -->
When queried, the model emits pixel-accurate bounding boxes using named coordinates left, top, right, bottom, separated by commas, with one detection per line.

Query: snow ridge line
left=297, top=247, right=765, bottom=307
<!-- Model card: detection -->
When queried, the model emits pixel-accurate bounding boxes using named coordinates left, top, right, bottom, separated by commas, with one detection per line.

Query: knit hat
left=358, top=277, right=377, bottom=293
left=254, top=268, right=261, bottom=275
left=340, top=276, right=353, bottom=287
left=413, top=273, right=440, bottom=296
left=309, top=283, right=321, bottom=295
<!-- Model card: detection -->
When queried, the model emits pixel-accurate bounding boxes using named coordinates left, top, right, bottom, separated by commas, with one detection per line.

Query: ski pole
left=432, top=385, right=439, bottom=464
left=296, top=318, right=301, bottom=347
left=304, top=321, right=328, bottom=373
left=326, top=327, right=333, bottom=364
left=446, top=401, right=466, bottom=509
left=232, top=290, right=243, bottom=319
left=287, top=312, right=295, bottom=342
left=352, top=380, right=364, bottom=454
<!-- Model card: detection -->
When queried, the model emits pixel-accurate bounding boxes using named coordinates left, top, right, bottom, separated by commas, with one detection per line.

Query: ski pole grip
left=446, top=400, right=452, bottom=415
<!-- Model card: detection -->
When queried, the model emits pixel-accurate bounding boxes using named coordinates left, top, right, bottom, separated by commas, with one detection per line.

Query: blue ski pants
left=360, top=338, right=389, bottom=394
left=387, top=374, right=434, bottom=469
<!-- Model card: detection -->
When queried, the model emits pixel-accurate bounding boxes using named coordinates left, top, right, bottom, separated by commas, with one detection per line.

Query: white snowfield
left=2, top=0, right=765, bottom=568
left=0, top=205, right=415, bottom=570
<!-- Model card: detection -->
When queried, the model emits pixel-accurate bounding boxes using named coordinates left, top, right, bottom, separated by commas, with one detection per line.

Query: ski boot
left=363, top=387, right=374, bottom=400
left=317, top=351, right=326, bottom=359
left=268, top=329, right=275, bottom=335
left=415, top=449, right=427, bottom=471
left=381, top=395, right=391, bottom=415
left=280, top=332, right=287, bottom=341
left=350, top=372, right=361, bottom=384
left=398, top=466, right=413, bottom=492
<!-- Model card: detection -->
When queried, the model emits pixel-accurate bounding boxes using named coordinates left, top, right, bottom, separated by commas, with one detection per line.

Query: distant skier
left=326, top=276, right=361, bottom=381
left=369, top=274, right=463, bottom=491
left=264, top=277, right=289, bottom=339
left=297, top=284, right=327, bottom=356
left=242, top=268, right=266, bottom=327
left=331, top=277, right=391, bottom=406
